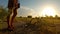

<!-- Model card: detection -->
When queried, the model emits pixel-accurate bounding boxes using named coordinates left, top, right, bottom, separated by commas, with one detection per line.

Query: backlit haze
left=0, top=0, right=60, bottom=17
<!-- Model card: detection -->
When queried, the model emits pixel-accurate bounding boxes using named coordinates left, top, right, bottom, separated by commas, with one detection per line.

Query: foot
left=7, top=27, right=14, bottom=32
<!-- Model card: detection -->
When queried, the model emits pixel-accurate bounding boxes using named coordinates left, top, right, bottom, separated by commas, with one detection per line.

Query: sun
left=41, top=7, right=56, bottom=17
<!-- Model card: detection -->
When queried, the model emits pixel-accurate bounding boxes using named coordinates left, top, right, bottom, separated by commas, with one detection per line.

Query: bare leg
left=7, top=8, right=13, bottom=30
left=10, top=8, right=17, bottom=30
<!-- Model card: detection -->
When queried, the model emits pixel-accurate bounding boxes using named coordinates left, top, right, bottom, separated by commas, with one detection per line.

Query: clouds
left=17, top=6, right=35, bottom=17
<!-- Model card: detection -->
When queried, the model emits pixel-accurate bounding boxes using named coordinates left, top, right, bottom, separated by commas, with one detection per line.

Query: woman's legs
left=7, top=8, right=17, bottom=31
left=10, top=8, right=17, bottom=30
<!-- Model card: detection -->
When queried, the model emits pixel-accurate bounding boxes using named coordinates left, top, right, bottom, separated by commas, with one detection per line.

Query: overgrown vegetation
left=0, top=6, right=8, bottom=20
left=14, top=17, right=60, bottom=34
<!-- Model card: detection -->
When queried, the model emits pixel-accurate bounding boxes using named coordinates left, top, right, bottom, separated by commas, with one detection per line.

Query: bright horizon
left=40, top=6, right=56, bottom=17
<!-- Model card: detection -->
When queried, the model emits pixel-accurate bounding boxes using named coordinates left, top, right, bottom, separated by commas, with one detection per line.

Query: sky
left=0, top=0, right=60, bottom=17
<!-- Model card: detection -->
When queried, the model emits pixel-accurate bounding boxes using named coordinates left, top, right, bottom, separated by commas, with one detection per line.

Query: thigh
left=13, top=8, right=17, bottom=14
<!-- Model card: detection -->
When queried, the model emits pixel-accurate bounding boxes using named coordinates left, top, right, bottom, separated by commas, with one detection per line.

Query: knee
left=13, top=9, right=17, bottom=16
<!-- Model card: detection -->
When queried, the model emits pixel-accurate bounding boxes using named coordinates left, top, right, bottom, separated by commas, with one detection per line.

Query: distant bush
left=27, top=15, right=32, bottom=18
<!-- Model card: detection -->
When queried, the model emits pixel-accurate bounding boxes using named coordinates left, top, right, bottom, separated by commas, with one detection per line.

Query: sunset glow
left=41, top=7, right=56, bottom=17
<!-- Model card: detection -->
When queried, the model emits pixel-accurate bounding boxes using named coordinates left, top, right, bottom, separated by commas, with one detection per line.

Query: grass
left=0, top=17, right=60, bottom=34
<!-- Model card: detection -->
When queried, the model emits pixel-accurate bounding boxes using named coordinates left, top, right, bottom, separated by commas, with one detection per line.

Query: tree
left=55, top=15, right=58, bottom=18
left=27, top=15, right=32, bottom=18
left=0, top=6, right=8, bottom=20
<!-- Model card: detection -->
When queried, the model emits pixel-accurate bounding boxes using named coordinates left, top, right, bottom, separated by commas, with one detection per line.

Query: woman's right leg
left=7, top=8, right=12, bottom=30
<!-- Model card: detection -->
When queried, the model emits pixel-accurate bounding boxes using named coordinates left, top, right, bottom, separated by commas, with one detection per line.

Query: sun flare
left=41, top=7, right=56, bottom=17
